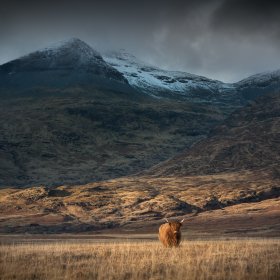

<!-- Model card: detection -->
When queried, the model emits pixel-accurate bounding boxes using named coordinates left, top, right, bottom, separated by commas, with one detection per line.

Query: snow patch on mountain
left=237, top=69, right=280, bottom=88
left=103, top=50, right=235, bottom=96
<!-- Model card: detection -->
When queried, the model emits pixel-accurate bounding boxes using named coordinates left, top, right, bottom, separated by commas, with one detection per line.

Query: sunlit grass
left=1, top=238, right=279, bottom=279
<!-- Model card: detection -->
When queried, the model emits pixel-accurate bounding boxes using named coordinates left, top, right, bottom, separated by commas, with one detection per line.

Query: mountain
left=103, top=50, right=239, bottom=107
left=236, top=69, right=280, bottom=101
left=0, top=38, right=130, bottom=94
left=0, top=38, right=280, bottom=187
left=104, top=50, right=280, bottom=106
left=0, top=39, right=238, bottom=187
left=0, top=39, right=280, bottom=234
left=146, top=92, right=280, bottom=177
left=0, top=87, right=226, bottom=187
left=103, top=50, right=234, bottom=95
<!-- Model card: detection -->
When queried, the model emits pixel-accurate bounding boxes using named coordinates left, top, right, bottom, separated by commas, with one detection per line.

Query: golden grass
left=1, top=239, right=279, bottom=280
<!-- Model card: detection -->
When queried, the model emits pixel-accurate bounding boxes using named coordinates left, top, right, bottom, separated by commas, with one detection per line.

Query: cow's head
left=165, top=218, right=184, bottom=234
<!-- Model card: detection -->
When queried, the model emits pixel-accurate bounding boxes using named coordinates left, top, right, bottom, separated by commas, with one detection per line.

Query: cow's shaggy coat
left=159, top=220, right=184, bottom=247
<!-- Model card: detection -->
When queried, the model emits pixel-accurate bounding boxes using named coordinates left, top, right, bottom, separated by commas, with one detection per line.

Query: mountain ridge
left=103, top=48, right=280, bottom=104
left=146, top=92, right=280, bottom=177
left=103, top=49, right=237, bottom=106
left=1, top=38, right=280, bottom=103
left=0, top=38, right=130, bottom=94
left=0, top=38, right=280, bottom=187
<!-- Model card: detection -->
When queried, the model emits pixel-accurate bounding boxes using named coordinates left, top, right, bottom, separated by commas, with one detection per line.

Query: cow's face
left=169, top=221, right=182, bottom=235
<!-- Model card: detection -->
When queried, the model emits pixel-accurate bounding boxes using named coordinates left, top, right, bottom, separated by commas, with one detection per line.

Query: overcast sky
left=1, top=0, right=280, bottom=82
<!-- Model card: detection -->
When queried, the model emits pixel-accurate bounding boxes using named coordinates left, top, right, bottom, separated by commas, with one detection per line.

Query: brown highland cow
left=159, top=218, right=185, bottom=247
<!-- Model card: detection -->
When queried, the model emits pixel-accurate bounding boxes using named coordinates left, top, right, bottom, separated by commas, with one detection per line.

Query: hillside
left=0, top=38, right=280, bottom=188
left=147, top=92, right=280, bottom=176
left=0, top=169, right=279, bottom=235
left=0, top=87, right=226, bottom=187
left=1, top=93, right=279, bottom=233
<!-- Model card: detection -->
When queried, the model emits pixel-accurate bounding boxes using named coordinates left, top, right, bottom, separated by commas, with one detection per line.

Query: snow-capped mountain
left=0, top=38, right=279, bottom=103
left=1, top=38, right=280, bottom=188
left=0, top=38, right=130, bottom=92
left=237, top=69, right=280, bottom=88
left=236, top=69, right=280, bottom=100
left=103, top=49, right=280, bottom=105
left=103, top=50, right=235, bottom=97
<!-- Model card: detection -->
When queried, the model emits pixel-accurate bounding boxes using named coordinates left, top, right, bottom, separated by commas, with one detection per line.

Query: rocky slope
left=0, top=169, right=279, bottom=234
left=0, top=87, right=225, bottom=187
left=147, top=92, right=280, bottom=176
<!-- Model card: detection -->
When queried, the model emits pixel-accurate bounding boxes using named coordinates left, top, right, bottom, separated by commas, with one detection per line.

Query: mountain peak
left=56, top=38, right=90, bottom=50
left=63, top=37, right=84, bottom=44
left=48, top=37, right=85, bottom=47
left=0, top=38, right=129, bottom=90
left=2, top=37, right=107, bottom=71
left=37, top=38, right=103, bottom=62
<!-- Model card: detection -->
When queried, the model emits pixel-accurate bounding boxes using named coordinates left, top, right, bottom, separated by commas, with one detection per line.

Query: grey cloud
left=211, top=0, right=280, bottom=39
left=1, top=0, right=280, bottom=82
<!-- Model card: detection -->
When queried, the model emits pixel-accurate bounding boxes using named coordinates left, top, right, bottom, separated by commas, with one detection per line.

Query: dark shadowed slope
left=147, top=92, right=280, bottom=176
left=0, top=87, right=226, bottom=187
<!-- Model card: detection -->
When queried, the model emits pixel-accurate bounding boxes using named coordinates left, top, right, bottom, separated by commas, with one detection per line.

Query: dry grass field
left=0, top=238, right=279, bottom=280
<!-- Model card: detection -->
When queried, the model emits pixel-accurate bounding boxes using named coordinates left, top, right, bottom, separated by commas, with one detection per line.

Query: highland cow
left=159, top=218, right=184, bottom=247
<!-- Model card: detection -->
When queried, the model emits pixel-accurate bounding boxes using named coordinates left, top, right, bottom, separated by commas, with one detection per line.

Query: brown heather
left=1, top=169, right=279, bottom=234
left=0, top=239, right=279, bottom=280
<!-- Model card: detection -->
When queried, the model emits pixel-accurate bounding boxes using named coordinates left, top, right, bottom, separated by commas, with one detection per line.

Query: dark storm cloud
left=1, top=0, right=280, bottom=82
left=211, top=0, right=280, bottom=42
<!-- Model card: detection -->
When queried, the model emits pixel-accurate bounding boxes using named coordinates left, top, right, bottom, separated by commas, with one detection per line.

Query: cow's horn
left=180, top=218, right=185, bottom=223
left=164, top=218, right=169, bottom=223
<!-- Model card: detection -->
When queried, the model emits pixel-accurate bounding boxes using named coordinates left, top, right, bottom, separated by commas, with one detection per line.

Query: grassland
left=0, top=238, right=279, bottom=280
